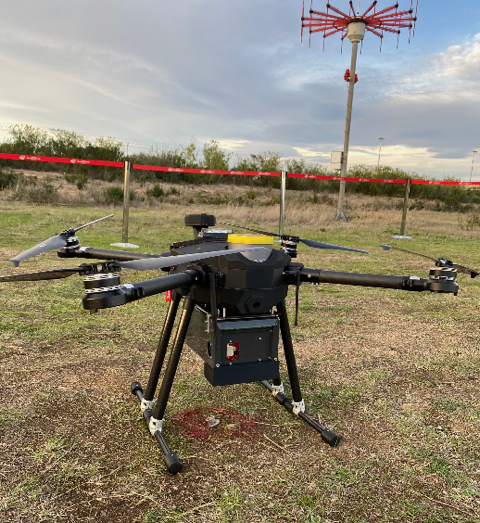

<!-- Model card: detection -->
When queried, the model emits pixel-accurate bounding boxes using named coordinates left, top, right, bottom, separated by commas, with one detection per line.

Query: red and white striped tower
left=302, top=1, right=418, bottom=221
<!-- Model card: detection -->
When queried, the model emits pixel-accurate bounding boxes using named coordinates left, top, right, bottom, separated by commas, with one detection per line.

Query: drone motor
left=429, top=267, right=457, bottom=281
left=83, top=272, right=121, bottom=289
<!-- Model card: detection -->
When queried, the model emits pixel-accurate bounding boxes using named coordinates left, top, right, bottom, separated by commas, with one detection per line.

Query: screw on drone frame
left=301, top=0, right=418, bottom=222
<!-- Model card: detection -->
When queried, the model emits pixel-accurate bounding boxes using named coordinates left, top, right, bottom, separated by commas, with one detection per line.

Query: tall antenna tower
left=301, top=1, right=418, bottom=221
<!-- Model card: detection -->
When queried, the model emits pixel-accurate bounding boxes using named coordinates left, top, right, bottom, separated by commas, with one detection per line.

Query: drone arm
left=298, top=268, right=459, bottom=294
left=82, top=269, right=203, bottom=310
left=58, top=247, right=165, bottom=262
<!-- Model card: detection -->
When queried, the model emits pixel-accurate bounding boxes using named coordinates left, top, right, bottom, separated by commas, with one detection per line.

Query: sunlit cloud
left=397, top=33, right=480, bottom=101
left=216, top=139, right=252, bottom=150
left=292, top=146, right=331, bottom=158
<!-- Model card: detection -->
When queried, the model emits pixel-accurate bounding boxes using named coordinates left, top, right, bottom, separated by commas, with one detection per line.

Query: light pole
left=378, top=137, right=385, bottom=167
left=470, top=150, right=478, bottom=183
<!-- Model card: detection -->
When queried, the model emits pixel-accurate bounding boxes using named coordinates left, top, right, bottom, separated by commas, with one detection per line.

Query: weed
left=459, top=208, right=480, bottom=230
left=433, top=396, right=466, bottom=413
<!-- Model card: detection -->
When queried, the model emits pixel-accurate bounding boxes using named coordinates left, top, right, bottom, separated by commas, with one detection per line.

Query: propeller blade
left=221, top=223, right=280, bottom=238
left=73, top=214, right=114, bottom=233
left=381, top=244, right=479, bottom=278
left=380, top=244, right=436, bottom=262
left=11, top=234, right=69, bottom=267
left=452, top=263, right=479, bottom=278
left=116, top=247, right=269, bottom=271
left=222, top=222, right=369, bottom=254
left=0, top=267, right=84, bottom=282
left=299, top=238, right=369, bottom=254
left=10, top=214, right=114, bottom=267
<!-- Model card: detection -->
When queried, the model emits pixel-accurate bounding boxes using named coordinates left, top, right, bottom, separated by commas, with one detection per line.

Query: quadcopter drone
left=1, top=213, right=462, bottom=474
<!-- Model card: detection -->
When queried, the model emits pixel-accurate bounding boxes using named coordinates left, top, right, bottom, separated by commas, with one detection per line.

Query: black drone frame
left=2, top=214, right=461, bottom=474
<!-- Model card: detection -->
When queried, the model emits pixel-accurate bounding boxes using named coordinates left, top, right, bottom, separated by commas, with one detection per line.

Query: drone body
left=2, top=213, right=462, bottom=474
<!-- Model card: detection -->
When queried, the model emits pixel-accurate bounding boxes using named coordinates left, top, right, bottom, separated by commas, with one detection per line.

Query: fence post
left=399, top=179, right=411, bottom=237
left=122, top=160, right=132, bottom=244
left=279, top=171, right=287, bottom=235
left=111, top=160, right=139, bottom=248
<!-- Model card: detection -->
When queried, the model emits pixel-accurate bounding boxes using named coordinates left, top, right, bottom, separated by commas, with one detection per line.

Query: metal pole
left=378, top=137, right=384, bottom=167
left=122, top=160, right=131, bottom=244
left=279, top=171, right=287, bottom=235
left=399, top=179, right=411, bottom=237
left=334, top=40, right=360, bottom=222
left=469, top=150, right=477, bottom=183
left=111, top=161, right=139, bottom=248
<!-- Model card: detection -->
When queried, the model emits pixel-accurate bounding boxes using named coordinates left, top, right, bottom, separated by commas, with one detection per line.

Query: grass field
left=1, top=195, right=480, bottom=522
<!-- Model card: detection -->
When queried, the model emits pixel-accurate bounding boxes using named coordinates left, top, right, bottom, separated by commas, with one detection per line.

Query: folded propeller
left=381, top=244, right=479, bottom=278
left=10, top=214, right=114, bottom=267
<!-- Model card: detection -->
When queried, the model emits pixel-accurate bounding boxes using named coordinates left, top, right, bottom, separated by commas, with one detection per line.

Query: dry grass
left=0, top=197, right=480, bottom=523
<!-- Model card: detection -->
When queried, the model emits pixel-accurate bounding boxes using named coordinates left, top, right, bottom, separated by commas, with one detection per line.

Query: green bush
left=152, top=184, right=164, bottom=198
left=0, top=170, right=18, bottom=189
left=104, top=186, right=124, bottom=204
left=65, top=172, right=88, bottom=190
left=76, top=177, right=87, bottom=190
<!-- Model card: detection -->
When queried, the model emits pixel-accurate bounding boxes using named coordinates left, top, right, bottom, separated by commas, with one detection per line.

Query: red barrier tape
left=288, top=172, right=407, bottom=183
left=132, top=164, right=281, bottom=177
left=0, top=153, right=123, bottom=168
left=2, top=152, right=480, bottom=186
left=411, top=179, right=480, bottom=186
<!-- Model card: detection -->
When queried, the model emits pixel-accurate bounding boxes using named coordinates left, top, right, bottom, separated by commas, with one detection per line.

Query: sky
left=0, top=0, right=479, bottom=180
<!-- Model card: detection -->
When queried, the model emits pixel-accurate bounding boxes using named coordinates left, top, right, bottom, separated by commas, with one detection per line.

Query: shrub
left=12, top=176, right=58, bottom=204
left=152, top=184, right=164, bottom=198
left=64, top=173, right=88, bottom=191
left=104, top=186, right=124, bottom=204
left=65, top=173, right=88, bottom=190
left=0, top=170, right=18, bottom=189
left=459, top=208, right=480, bottom=230
left=76, top=176, right=87, bottom=190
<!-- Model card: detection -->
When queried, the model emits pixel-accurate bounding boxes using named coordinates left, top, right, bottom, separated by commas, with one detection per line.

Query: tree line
left=0, top=124, right=478, bottom=211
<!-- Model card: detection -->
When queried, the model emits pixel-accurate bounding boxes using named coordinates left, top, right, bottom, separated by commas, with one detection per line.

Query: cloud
left=0, top=1, right=479, bottom=180
left=292, top=146, right=331, bottom=159
left=216, top=139, right=252, bottom=150
left=394, top=33, right=480, bottom=102
left=436, top=35, right=480, bottom=84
